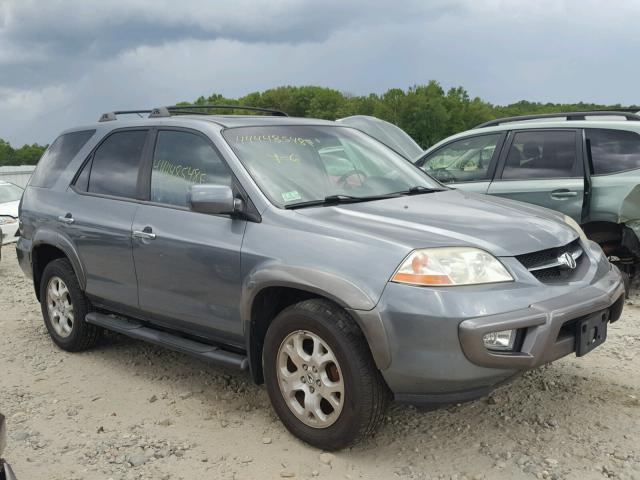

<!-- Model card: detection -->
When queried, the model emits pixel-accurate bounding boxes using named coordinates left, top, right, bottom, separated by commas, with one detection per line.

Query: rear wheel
left=40, top=258, right=100, bottom=351
left=263, top=299, right=389, bottom=450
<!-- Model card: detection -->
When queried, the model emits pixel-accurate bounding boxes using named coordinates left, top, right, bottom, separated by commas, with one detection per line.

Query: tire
left=263, top=299, right=389, bottom=450
left=39, top=258, right=100, bottom=352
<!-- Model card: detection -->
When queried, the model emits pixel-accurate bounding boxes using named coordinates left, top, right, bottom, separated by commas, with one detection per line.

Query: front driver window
left=151, top=130, right=232, bottom=207
left=420, top=134, right=501, bottom=184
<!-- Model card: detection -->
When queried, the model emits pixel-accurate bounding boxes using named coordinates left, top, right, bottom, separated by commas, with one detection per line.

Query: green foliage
left=2, top=82, right=636, bottom=167
left=0, top=139, right=47, bottom=166
left=183, top=82, right=638, bottom=149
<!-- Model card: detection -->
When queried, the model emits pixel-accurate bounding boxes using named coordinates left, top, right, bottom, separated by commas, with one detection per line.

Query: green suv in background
left=414, top=111, right=640, bottom=279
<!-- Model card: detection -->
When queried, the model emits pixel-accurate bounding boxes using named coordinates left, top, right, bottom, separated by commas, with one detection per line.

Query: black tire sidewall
left=40, top=260, right=90, bottom=350
left=263, top=304, right=371, bottom=449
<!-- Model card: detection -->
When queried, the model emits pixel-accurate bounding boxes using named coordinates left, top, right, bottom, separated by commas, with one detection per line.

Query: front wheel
left=263, top=299, right=389, bottom=450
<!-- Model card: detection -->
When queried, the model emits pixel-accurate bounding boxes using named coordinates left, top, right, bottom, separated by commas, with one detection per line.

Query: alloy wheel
left=46, top=276, right=74, bottom=338
left=276, top=330, right=345, bottom=428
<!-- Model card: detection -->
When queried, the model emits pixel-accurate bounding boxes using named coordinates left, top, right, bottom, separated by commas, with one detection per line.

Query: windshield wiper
left=284, top=187, right=445, bottom=210
left=403, top=186, right=446, bottom=195
left=285, top=194, right=400, bottom=210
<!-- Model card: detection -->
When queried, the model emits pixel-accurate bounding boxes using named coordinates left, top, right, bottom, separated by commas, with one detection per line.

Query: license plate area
left=576, top=310, right=609, bottom=357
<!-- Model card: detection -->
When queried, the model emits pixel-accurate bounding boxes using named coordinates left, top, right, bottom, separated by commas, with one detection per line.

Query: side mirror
left=188, top=184, right=243, bottom=215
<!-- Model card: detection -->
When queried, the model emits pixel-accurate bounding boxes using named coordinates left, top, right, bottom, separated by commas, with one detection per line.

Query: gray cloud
left=0, top=0, right=461, bottom=87
left=0, top=0, right=639, bottom=146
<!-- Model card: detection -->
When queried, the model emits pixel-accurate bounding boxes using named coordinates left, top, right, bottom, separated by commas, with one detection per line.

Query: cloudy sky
left=1, top=0, right=638, bottom=146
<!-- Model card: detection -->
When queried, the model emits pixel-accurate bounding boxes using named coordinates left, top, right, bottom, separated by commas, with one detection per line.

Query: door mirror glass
left=188, top=184, right=242, bottom=215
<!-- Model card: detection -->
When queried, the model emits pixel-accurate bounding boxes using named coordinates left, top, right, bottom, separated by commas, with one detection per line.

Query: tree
left=0, top=139, right=47, bottom=166
left=6, top=82, right=637, bottom=164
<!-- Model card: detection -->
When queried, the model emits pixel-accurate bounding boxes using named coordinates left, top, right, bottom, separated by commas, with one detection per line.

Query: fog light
left=482, top=330, right=516, bottom=351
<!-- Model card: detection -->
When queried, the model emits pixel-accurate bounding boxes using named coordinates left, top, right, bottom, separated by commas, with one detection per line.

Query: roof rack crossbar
left=99, top=110, right=154, bottom=122
left=474, top=110, right=640, bottom=129
left=160, top=104, right=288, bottom=117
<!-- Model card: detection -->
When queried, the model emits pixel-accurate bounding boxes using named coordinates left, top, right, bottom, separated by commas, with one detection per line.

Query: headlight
left=563, top=215, right=588, bottom=243
left=391, top=247, right=513, bottom=286
left=0, top=216, right=17, bottom=225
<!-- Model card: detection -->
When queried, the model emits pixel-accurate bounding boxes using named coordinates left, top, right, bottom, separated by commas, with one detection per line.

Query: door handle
left=132, top=228, right=156, bottom=240
left=550, top=189, right=578, bottom=199
left=57, top=214, right=74, bottom=224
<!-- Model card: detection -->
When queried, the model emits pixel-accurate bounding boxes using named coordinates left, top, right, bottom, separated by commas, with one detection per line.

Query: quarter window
left=420, top=134, right=501, bottom=184
left=151, top=130, right=232, bottom=207
left=586, top=129, right=640, bottom=174
left=502, top=131, right=578, bottom=180
left=87, top=130, right=148, bottom=198
left=30, top=130, right=95, bottom=188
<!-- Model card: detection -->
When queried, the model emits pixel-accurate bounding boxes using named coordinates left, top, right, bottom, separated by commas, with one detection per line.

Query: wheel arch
left=32, top=230, right=86, bottom=301
left=243, top=275, right=390, bottom=384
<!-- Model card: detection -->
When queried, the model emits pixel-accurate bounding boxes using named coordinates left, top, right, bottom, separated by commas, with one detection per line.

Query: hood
left=337, top=115, right=423, bottom=160
left=0, top=200, right=19, bottom=218
left=295, top=189, right=576, bottom=256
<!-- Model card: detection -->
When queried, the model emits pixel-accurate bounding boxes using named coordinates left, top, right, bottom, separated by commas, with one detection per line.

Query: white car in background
left=0, top=181, right=23, bottom=245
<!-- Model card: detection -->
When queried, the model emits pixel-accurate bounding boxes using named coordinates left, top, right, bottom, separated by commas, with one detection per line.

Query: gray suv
left=16, top=105, right=625, bottom=450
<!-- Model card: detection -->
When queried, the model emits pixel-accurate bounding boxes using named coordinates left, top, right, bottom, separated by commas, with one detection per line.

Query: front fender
left=241, top=263, right=376, bottom=322
left=241, top=262, right=391, bottom=373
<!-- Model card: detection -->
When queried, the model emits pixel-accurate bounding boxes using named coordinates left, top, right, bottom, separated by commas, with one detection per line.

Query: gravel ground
left=0, top=246, right=638, bottom=480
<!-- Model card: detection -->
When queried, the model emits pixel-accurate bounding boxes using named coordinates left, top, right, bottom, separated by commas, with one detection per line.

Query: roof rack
left=98, top=110, right=153, bottom=122
left=98, top=104, right=287, bottom=122
left=474, top=111, right=640, bottom=129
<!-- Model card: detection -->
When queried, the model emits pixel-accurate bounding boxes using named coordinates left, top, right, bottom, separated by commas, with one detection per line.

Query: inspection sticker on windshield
left=281, top=190, right=302, bottom=202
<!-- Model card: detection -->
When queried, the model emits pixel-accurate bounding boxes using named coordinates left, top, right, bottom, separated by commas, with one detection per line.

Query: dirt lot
left=0, top=246, right=638, bottom=480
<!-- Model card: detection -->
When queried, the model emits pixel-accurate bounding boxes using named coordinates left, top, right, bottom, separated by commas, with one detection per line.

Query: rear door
left=487, top=129, right=585, bottom=222
left=131, top=128, right=246, bottom=345
left=416, top=133, right=505, bottom=194
left=67, top=129, right=150, bottom=314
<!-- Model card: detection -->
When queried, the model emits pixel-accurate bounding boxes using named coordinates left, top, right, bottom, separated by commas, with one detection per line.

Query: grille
left=516, top=239, right=585, bottom=282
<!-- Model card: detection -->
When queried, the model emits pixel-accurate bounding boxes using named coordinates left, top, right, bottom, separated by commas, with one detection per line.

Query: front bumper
left=458, top=268, right=624, bottom=369
left=357, top=242, right=625, bottom=405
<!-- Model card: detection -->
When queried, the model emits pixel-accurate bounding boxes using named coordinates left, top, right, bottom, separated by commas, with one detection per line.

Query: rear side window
left=502, top=130, right=578, bottom=180
left=29, top=130, right=95, bottom=188
left=151, top=130, right=232, bottom=207
left=87, top=130, right=148, bottom=198
left=586, top=129, right=640, bottom=174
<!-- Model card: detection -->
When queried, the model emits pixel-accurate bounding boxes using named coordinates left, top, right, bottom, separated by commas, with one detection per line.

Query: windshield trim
left=221, top=124, right=447, bottom=210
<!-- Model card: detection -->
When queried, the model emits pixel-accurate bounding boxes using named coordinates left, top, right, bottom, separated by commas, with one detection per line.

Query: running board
left=85, top=312, right=248, bottom=370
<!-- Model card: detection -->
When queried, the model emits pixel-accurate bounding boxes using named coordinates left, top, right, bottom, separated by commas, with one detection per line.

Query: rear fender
left=32, top=228, right=86, bottom=290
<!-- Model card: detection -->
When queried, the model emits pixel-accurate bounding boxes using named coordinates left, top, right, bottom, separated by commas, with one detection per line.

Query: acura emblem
left=558, top=252, right=577, bottom=269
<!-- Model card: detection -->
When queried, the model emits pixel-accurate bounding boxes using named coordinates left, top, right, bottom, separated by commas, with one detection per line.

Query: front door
left=487, top=129, right=585, bottom=222
left=131, top=129, right=246, bottom=344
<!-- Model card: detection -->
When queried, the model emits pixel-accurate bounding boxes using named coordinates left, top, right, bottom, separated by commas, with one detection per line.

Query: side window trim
left=494, top=128, right=582, bottom=181
left=70, top=127, right=151, bottom=202
left=417, top=132, right=506, bottom=184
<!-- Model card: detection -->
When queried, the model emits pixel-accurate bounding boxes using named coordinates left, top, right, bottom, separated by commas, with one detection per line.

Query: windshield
left=223, top=126, right=441, bottom=208
left=0, top=183, right=23, bottom=203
